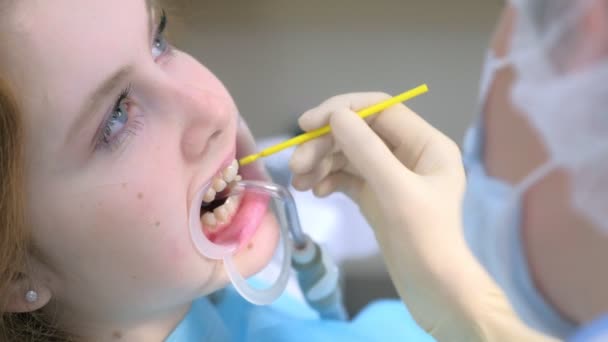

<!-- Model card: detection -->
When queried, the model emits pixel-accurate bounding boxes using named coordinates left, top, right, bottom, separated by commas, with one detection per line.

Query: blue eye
left=96, top=86, right=143, bottom=151
left=152, top=10, right=170, bottom=59
left=152, top=34, right=169, bottom=59
left=101, top=90, right=130, bottom=145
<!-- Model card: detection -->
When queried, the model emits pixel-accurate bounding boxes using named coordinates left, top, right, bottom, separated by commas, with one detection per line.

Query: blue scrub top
left=166, top=286, right=434, bottom=341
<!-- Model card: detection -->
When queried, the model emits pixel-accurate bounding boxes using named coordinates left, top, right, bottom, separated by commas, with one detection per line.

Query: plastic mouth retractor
left=189, top=180, right=292, bottom=305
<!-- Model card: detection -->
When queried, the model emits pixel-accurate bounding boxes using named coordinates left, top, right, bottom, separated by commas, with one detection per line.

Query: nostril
left=209, top=130, right=223, bottom=142
left=183, top=127, right=224, bottom=162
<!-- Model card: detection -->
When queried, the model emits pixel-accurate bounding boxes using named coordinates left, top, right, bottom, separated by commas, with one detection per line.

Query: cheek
left=93, top=159, right=217, bottom=283
left=29, top=169, right=197, bottom=283
left=105, top=183, right=197, bottom=272
left=95, top=188, right=214, bottom=291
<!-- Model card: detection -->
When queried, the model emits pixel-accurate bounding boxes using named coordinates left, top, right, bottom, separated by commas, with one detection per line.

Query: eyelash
left=153, top=10, right=173, bottom=61
left=96, top=10, right=172, bottom=151
left=98, top=85, right=143, bottom=151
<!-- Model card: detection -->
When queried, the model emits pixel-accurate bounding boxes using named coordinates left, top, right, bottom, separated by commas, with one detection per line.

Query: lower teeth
left=201, top=195, right=240, bottom=229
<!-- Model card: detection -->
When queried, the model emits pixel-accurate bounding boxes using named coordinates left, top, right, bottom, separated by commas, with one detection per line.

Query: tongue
left=203, top=191, right=270, bottom=249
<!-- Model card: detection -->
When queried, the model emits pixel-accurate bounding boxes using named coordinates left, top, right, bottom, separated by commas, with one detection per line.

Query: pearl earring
left=25, top=290, right=38, bottom=303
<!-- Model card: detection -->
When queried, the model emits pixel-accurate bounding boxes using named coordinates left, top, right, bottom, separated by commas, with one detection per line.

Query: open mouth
left=194, top=157, right=270, bottom=250
left=199, top=159, right=243, bottom=230
left=189, top=121, right=273, bottom=258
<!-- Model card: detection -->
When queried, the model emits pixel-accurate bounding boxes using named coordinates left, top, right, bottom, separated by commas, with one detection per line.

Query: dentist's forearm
left=374, top=221, right=559, bottom=342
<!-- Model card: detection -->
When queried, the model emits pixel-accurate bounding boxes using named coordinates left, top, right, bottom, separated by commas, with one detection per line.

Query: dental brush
left=238, top=84, right=429, bottom=166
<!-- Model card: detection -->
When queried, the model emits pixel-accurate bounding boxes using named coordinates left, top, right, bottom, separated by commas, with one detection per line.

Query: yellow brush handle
left=239, top=84, right=429, bottom=166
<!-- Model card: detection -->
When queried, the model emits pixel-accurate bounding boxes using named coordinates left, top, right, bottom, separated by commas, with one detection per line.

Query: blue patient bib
left=166, top=286, right=435, bottom=341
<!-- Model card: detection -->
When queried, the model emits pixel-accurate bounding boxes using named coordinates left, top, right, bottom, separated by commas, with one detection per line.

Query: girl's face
left=5, top=0, right=279, bottom=336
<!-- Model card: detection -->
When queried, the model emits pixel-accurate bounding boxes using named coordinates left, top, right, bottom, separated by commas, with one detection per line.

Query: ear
left=4, top=274, right=52, bottom=313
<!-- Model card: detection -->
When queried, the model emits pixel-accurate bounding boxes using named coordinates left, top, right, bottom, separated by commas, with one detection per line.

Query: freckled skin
left=7, top=0, right=280, bottom=339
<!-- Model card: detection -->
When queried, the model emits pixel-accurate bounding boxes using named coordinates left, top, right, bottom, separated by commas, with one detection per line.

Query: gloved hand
left=289, top=93, right=557, bottom=342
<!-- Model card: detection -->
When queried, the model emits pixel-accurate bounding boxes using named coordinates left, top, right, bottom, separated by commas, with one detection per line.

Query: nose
left=170, top=83, right=233, bottom=163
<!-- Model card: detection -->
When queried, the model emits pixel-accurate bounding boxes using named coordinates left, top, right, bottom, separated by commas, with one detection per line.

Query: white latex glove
left=289, top=93, right=558, bottom=342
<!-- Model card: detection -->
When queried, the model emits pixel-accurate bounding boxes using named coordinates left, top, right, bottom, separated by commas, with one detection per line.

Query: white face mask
left=461, top=51, right=577, bottom=339
left=507, top=0, right=608, bottom=235
left=464, top=0, right=608, bottom=338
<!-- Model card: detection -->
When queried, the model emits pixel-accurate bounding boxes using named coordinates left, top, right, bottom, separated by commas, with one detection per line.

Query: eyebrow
left=66, top=0, right=157, bottom=146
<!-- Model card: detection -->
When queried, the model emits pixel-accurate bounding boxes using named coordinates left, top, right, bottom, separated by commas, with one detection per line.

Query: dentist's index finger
left=369, top=104, right=462, bottom=174
left=289, top=135, right=333, bottom=174
left=328, top=108, right=415, bottom=194
left=298, top=92, right=392, bottom=131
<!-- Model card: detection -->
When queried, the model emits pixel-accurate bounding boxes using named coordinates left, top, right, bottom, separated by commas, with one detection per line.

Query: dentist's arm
left=289, top=93, right=558, bottom=342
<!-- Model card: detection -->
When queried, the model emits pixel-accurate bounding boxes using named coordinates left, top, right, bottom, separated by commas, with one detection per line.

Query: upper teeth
left=213, top=178, right=228, bottom=192
left=200, top=159, right=244, bottom=230
left=223, top=162, right=238, bottom=182
left=203, top=159, right=240, bottom=204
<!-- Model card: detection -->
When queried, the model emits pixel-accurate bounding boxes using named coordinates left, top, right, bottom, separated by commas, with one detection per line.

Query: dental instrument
left=238, top=84, right=430, bottom=166
left=191, top=84, right=429, bottom=319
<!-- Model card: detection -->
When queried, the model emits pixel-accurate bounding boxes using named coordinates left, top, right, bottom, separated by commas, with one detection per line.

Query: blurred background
left=169, top=0, right=503, bottom=315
